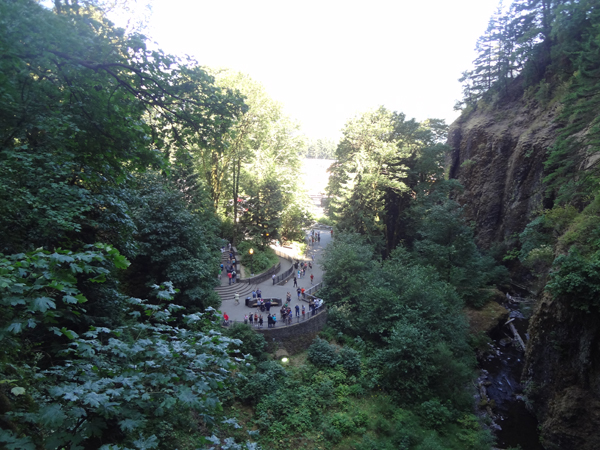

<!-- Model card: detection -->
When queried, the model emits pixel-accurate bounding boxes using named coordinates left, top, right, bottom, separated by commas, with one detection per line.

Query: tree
left=242, top=177, right=284, bottom=248
left=0, top=0, right=243, bottom=253
left=202, top=69, right=306, bottom=245
left=125, top=173, right=221, bottom=312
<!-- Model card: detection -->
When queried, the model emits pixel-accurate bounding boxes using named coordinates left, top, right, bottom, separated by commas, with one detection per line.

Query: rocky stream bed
left=475, top=297, right=544, bottom=450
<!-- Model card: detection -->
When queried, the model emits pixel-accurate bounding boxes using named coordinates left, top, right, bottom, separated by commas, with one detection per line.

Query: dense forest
left=2, top=0, right=599, bottom=449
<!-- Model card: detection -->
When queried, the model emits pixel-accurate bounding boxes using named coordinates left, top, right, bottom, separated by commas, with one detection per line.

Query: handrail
left=304, top=281, right=325, bottom=299
left=243, top=262, right=281, bottom=285
left=221, top=306, right=327, bottom=329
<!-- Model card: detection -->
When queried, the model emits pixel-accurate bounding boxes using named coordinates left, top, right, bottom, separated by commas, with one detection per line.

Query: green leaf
left=10, top=387, right=25, bottom=396
left=32, top=296, right=56, bottom=312
left=38, top=403, right=67, bottom=427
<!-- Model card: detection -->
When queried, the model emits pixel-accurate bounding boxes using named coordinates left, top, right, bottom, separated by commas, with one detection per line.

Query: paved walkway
left=219, top=228, right=332, bottom=323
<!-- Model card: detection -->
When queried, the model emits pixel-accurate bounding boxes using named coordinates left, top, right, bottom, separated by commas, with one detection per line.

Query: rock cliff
left=448, top=98, right=559, bottom=249
left=523, top=293, right=600, bottom=450
left=448, top=96, right=600, bottom=449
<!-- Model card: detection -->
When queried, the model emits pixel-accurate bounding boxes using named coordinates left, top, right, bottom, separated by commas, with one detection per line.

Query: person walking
left=272, top=274, right=276, bottom=285
left=286, top=292, right=292, bottom=303
left=301, top=287, right=305, bottom=299
left=297, top=287, right=301, bottom=300
left=293, top=276, right=297, bottom=287
left=254, top=313, right=258, bottom=327
left=234, top=292, right=240, bottom=305
left=258, top=314, right=263, bottom=328
left=310, top=273, right=314, bottom=284
left=227, top=271, right=232, bottom=286
left=295, top=304, right=300, bottom=317
left=232, top=270, right=236, bottom=284
left=301, top=305, right=305, bottom=320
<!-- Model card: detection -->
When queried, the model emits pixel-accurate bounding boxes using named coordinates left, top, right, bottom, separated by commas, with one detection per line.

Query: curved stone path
left=217, top=228, right=332, bottom=324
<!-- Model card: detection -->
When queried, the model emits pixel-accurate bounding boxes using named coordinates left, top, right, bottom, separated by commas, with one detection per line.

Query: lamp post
left=249, top=248, right=254, bottom=277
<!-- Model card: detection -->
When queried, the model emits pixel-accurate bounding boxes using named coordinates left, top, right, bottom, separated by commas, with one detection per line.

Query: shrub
left=330, top=412, right=356, bottom=435
left=224, top=323, right=267, bottom=360
left=339, top=346, right=361, bottom=375
left=546, top=249, right=600, bottom=311
left=307, top=338, right=339, bottom=367
left=419, top=399, right=453, bottom=429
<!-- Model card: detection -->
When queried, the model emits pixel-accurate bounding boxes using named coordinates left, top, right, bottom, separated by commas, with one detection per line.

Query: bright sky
left=141, top=0, right=499, bottom=140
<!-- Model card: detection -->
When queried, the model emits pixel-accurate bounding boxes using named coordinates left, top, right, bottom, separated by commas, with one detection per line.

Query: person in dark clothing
left=293, top=277, right=297, bottom=287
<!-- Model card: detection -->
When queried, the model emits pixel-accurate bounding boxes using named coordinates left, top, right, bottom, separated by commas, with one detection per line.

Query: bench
left=245, top=297, right=282, bottom=308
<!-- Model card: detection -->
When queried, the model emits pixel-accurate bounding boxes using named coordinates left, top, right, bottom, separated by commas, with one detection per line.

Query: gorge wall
left=448, top=97, right=600, bottom=449
left=448, top=98, right=559, bottom=249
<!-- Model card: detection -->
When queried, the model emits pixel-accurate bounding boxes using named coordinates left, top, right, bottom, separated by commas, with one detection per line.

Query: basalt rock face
left=448, top=99, right=600, bottom=449
left=447, top=99, right=560, bottom=249
left=522, top=294, right=600, bottom=450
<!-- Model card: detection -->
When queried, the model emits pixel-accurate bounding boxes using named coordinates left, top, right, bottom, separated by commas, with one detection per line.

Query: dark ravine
left=478, top=300, right=543, bottom=450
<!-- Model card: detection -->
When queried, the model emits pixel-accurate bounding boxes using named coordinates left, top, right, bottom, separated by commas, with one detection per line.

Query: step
left=214, top=285, right=256, bottom=303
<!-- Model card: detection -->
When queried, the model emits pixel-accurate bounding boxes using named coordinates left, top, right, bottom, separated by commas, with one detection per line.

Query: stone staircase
left=215, top=245, right=256, bottom=303
left=215, top=282, right=256, bottom=303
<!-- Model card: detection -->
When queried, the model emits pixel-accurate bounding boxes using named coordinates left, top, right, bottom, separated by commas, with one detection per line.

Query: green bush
left=339, top=346, right=361, bottom=375
left=419, top=399, right=454, bottom=429
left=307, top=338, right=339, bottom=367
left=224, top=323, right=267, bottom=360
left=546, top=249, right=600, bottom=311
left=237, top=240, right=278, bottom=274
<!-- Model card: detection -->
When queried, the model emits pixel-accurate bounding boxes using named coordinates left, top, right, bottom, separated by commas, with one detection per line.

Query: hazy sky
left=139, top=0, right=499, bottom=140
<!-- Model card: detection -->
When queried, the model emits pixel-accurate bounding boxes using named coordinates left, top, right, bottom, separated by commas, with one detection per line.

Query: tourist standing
left=295, top=304, right=300, bottom=317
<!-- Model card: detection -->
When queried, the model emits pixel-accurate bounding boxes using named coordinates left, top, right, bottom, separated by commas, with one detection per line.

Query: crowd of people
left=219, top=243, right=238, bottom=285
left=220, top=230, right=328, bottom=327
left=230, top=297, right=324, bottom=328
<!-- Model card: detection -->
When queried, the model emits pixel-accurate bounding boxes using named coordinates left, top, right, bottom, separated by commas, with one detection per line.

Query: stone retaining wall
left=256, top=309, right=328, bottom=355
